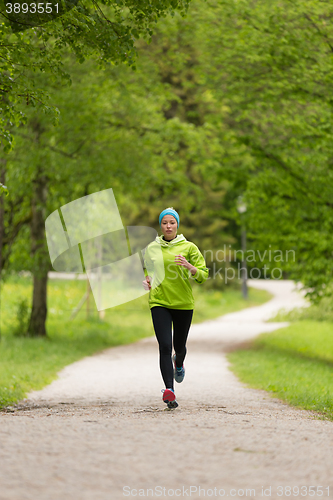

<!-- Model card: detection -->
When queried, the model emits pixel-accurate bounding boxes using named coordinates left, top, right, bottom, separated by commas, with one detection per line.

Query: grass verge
left=0, top=276, right=271, bottom=408
left=227, top=320, right=333, bottom=420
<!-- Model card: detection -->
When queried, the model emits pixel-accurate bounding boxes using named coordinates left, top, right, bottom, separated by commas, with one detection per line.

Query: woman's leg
left=170, top=309, right=193, bottom=368
left=150, top=306, right=174, bottom=390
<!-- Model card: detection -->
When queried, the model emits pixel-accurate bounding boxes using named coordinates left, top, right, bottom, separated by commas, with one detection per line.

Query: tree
left=186, top=0, right=333, bottom=301
left=0, top=0, right=193, bottom=150
left=4, top=31, right=237, bottom=335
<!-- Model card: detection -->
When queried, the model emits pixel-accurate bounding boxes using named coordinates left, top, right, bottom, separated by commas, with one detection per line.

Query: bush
left=271, top=291, right=333, bottom=323
left=12, top=298, right=30, bottom=337
left=202, top=258, right=243, bottom=291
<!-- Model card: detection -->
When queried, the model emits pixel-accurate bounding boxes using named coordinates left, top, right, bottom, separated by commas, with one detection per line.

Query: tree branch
left=304, top=13, right=333, bottom=53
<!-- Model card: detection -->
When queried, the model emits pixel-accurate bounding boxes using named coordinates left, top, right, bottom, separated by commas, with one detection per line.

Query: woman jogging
left=142, top=207, right=209, bottom=408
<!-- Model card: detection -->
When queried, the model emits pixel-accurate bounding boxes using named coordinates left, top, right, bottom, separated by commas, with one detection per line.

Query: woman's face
left=161, top=215, right=178, bottom=240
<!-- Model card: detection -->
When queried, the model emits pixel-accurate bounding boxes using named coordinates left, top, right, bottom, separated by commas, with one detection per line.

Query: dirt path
left=1, top=280, right=332, bottom=500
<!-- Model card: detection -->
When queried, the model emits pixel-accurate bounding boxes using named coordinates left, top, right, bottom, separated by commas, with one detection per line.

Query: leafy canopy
left=0, top=0, right=192, bottom=150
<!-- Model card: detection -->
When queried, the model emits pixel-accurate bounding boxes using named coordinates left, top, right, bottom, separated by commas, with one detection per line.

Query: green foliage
left=0, top=0, right=193, bottom=149
left=194, top=0, right=333, bottom=302
left=3, top=35, right=237, bottom=287
left=270, top=284, right=333, bottom=323
left=228, top=321, right=333, bottom=420
left=12, top=297, right=30, bottom=337
left=0, top=183, right=9, bottom=196
left=4, top=0, right=333, bottom=316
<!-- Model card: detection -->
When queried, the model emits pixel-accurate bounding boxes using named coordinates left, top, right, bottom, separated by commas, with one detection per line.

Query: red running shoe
left=161, top=388, right=178, bottom=409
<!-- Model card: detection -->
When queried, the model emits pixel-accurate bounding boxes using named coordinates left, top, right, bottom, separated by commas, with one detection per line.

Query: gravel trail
left=1, top=280, right=332, bottom=500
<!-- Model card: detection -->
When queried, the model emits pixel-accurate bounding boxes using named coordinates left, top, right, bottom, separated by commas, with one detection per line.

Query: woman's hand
left=142, top=275, right=152, bottom=290
left=174, top=255, right=197, bottom=276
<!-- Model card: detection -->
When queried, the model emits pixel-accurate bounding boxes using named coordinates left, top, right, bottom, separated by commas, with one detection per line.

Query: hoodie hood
left=155, top=234, right=187, bottom=247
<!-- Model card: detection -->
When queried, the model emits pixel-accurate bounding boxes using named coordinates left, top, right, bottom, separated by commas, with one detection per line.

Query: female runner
left=142, top=207, right=209, bottom=408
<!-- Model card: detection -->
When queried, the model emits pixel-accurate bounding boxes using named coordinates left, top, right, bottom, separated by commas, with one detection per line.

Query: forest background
left=1, top=0, right=333, bottom=337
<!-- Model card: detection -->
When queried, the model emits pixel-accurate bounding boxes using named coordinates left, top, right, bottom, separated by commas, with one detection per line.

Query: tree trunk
left=27, top=173, right=49, bottom=337
left=0, top=160, right=6, bottom=341
left=0, top=161, right=6, bottom=275
left=28, top=272, right=48, bottom=336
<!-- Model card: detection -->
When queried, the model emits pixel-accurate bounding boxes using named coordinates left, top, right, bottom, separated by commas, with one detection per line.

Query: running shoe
left=173, top=354, right=185, bottom=383
left=161, top=388, right=178, bottom=409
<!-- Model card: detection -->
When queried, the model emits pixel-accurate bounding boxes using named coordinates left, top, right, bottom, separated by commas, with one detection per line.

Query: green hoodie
left=143, top=234, right=209, bottom=310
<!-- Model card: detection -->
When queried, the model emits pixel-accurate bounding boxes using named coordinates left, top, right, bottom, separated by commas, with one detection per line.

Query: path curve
left=1, top=279, right=332, bottom=500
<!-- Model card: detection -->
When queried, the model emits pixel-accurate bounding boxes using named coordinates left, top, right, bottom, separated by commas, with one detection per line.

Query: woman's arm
left=174, top=254, right=197, bottom=276
left=187, top=244, right=210, bottom=283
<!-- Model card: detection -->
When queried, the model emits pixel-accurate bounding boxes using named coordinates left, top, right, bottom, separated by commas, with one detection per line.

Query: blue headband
left=159, top=209, right=180, bottom=227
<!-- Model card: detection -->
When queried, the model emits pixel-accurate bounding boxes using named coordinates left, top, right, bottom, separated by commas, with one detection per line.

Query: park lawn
left=192, top=285, right=272, bottom=323
left=0, top=276, right=271, bottom=408
left=227, top=320, right=333, bottom=420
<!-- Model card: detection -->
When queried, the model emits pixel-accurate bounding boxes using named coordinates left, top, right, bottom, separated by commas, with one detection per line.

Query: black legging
left=151, top=306, right=194, bottom=390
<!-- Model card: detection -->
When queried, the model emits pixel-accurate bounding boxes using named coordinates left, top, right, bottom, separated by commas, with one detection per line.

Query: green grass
left=0, top=275, right=271, bottom=408
left=192, top=285, right=272, bottom=323
left=268, top=292, right=333, bottom=323
left=228, top=320, right=333, bottom=420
